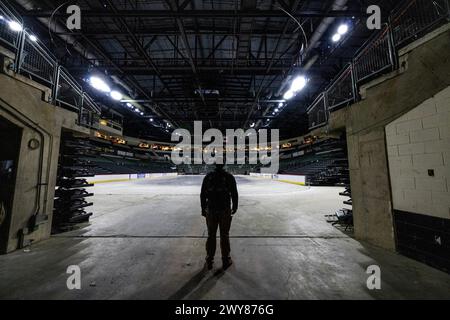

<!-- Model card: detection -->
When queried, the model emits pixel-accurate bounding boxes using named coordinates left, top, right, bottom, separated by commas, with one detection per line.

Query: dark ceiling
left=12, top=0, right=399, bottom=140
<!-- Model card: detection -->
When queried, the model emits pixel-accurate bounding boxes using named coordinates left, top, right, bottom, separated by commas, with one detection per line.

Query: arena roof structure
left=12, top=0, right=398, bottom=139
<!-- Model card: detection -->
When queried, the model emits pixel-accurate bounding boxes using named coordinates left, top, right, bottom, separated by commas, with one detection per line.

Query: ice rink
left=1, top=175, right=450, bottom=299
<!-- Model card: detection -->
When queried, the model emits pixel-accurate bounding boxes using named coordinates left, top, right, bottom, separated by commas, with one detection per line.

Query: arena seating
left=87, top=156, right=174, bottom=174
left=279, top=138, right=349, bottom=186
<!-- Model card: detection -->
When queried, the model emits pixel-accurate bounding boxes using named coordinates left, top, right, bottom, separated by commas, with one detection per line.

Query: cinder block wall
left=386, top=88, right=450, bottom=218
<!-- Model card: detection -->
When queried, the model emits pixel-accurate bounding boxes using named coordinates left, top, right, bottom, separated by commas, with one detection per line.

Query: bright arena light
left=126, top=103, right=133, bottom=108
left=110, top=90, right=123, bottom=101
left=275, top=108, right=279, bottom=112
left=283, top=90, right=294, bottom=100
left=337, top=24, right=349, bottom=35
left=8, top=21, right=23, bottom=32
left=332, top=33, right=342, bottom=43
left=149, top=118, right=154, bottom=122
left=89, top=76, right=111, bottom=93
left=29, top=34, right=38, bottom=42
left=278, top=102, right=284, bottom=107
left=290, top=76, right=307, bottom=92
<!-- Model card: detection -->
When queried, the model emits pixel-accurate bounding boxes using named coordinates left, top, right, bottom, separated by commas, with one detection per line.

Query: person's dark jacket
left=200, top=169, right=238, bottom=214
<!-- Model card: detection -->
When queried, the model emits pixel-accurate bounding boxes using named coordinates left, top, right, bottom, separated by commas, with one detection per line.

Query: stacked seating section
left=53, top=134, right=95, bottom=232
left=279, top=138, right=349, bottom=186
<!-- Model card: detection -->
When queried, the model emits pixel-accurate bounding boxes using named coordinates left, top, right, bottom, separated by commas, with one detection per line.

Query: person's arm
left=229, top=175, right=238, bottom=214
left=200, top=176, right=208, bottom=216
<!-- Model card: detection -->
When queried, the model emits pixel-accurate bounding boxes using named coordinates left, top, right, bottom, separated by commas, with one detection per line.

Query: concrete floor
left=1, top=175, right=450, bottom=300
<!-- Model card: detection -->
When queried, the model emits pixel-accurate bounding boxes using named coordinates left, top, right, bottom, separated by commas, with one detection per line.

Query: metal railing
left=17, top=31, right=57, bottom=85
left=0, top=2, right=22, bottom=50
left=54, top=67, right=83, bottom=112
left=307, top=0, right=450, bottom=131
left=307, top=93, right=328, bottom=130
left=0, top=1, right=101, bottom=126
left=353, top=24, right=396, bottom=84
left=391, top=0, right=450, bottom=48
left=82, top=93, right=102, bottom=116
left=80, top=105, right=101, bottom=129
left=326, top=64, right=356, bottom=111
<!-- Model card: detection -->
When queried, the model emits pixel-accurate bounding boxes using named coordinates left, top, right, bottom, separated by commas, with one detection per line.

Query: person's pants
left=205, top=209, right=232, bottom=261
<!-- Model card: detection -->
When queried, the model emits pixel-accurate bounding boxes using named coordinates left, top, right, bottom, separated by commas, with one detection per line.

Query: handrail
left=0, top=2, right=22, bottom=50
left=0, top=0, right=101, bottom=127
left=17, top=30, right=58, bottom=86
left=307, top=0, right=450, bottom=131
left=391, top=0, right=450, bottom=48
left=306, top=93, right=328, bottom=130
left=326, top=63, right=356, bottom=111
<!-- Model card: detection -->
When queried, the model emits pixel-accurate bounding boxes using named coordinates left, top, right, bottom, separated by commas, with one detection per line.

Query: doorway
left=0, top=116, right=22, bottom=253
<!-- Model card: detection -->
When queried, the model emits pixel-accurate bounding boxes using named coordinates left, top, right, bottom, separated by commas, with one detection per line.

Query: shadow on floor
left=168, top=266, right=226, bottom=300
left=355, top=241, right=450, bottom=299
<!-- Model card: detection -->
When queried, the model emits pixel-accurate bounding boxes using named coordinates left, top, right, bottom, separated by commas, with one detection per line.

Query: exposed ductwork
left=275, top=0, right=349, bottom=97
left=13, top=0, right=166, bottom=120
left=14, top=0, right=97, bottom=61
left=301, top=0, right=349, bottom=61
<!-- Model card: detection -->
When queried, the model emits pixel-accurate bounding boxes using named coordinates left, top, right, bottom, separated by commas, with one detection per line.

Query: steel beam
left=23, top=9, right=367, bottom=18
left=68, top=66, right=288, bottom=75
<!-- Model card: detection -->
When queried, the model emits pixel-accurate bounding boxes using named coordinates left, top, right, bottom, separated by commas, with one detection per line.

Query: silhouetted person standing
left=201, top=164, right=238, bottom=270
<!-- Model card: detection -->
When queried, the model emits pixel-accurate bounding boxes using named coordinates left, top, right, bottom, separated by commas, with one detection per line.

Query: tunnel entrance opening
left=0, top=116, right=22, bottom=253
left=318, top=133, right=353, bottom=234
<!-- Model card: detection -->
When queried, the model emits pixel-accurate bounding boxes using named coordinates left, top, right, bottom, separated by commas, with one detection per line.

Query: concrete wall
left=325, top=24, right=450, bottom=250
left=386, top=86, right=450, bottom=219
left=0, top=68, right=88, bottom=253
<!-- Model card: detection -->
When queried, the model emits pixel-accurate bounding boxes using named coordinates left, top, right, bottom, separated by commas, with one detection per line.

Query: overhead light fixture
left=290, top=76, right=307, bottom=92
left=250, top=122, right=255, bottom=128
left=0, top=15, right=5, bottom=21
left=275, top=108, right=279, bottom=112
left=332, top=33, right=341, bottom=43
left=110, top=90, right=123, bottom=101
left=8, top=21, right=23, bottom=32
left=28, top=34, right=38, bottom=42
left=278, top=103, right=284, bottom=108
left=89, top=76, right=111, bottom=93
left=126, top=103, right=133, bottom=108
left=337, top=24, right=349, bottom=35
left=149, top=118, right=154, bottom=122
left=140, top=112, right=144, bottom=116
left=283, top=90, right=294, bottom=100
left=134, top=108, right=140, bottom=113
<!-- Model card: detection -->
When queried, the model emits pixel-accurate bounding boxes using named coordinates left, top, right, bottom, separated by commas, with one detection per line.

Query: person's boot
left=222, top=257, right=233, bottom=270
left=205, top=258, right=214, bottom=270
